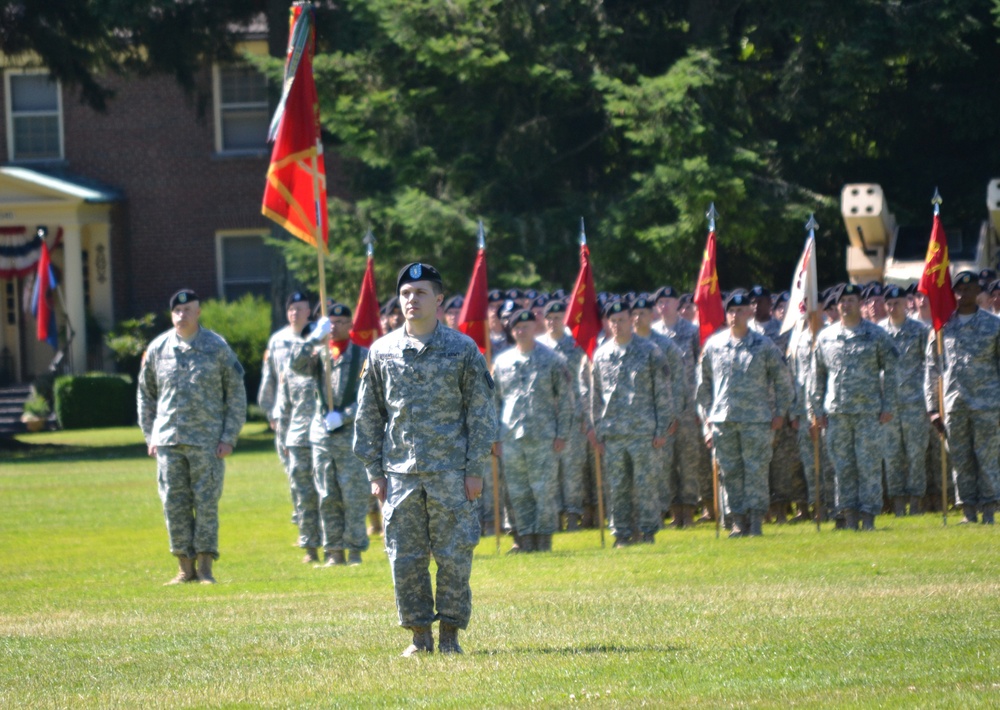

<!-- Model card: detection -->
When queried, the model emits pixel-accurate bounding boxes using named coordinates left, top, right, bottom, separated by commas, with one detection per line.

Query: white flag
left=780, top=234, right=819, bottom=336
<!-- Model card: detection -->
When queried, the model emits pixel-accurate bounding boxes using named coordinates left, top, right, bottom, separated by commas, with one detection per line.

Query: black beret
left=444, top=294, right=464, bottom=311
left=602, top=299, right=628, bottom=318
left=979, top=269, right=996, bottom=283
left=988, top=279, right=1000, bottom=294
left=678, top=293, right=693, bottom=306
left=285, top=291, right=309, bottom=309
left=532, top=295, right=549, bottom=309
left=380, top=296, right=401, bottom=315
left=509, top=308, right=536, bottom=325
left=631, top=295, right=654, bottom=310
left=863, top=283, right=885, bottom=300
left=169, top=289, right=199, bottom=310
left=725, top=290, right=751, bottom=310
left=748, top=285, right=770, bottom=300
left=524, top=288, right=539, bottom=300
left=544, top=300, right=567, bottom=315
left=550, top=288, right=567, bottom=300
left=327, top=302, right=352, bottom=318
left=774, top=291, right=790, bottom=305
left=397, top=262, right=443, bottom=294
left=905, top=283, right=918, bottom=296
left=883, top=285, right=906, bottom=301
left=622, top=291, right=637, bottom=307
left=498, top=299, right=517, bottom=318
left=505, top=288, right=524, bottom=300
left=654, top=286, right=678, bottom=301
left=487, top=289, right=504, bottom=303
left=837, top=283, right=863, bottom=302
left=953, top=270, right=979, bottom=289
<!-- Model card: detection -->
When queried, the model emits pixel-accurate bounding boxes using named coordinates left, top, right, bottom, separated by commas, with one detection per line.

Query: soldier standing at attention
left=287, top=303, right=370, bottom=565
left=258, top=292, right=313, bottom=528
left=697, top=291, right=792, bottom=537
left=138, top=289, right=247, bottom=584
left=493, top=309, right=573, bottom=552
left=925, top=271, right=1000, bottom=524
left=591, top=300, right=676, bottom=546
left=354, top=263, right=498, bottom=656
left=879, top=285, right=931, bottom=516
left=810, top=284, right=898, bottom=531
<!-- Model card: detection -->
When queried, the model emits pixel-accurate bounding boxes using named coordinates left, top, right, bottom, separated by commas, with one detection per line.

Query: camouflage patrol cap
left=544, top=300, right=567, bottom=316
left=883, top=285, right=906, bottom=301
left=444, top=294, right=464, bottom=311
left=327, top=302, right=352, bottom=318
left=602, top=299, right=628, bottom=318
left=724, top=290, right=751, bottom=310
left=654, top=286, right=678, bottom=301
left=169, top=289, right=199, bottom=309
left=285, top=291, right=310, bottom=309
left=837, top=283, right=863, bottom=302
left=396, top=262, right=443, bottom=294
left=952, top=270, right=979, bottom=289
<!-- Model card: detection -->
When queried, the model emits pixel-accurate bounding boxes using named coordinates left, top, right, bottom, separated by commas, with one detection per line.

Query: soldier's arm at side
left=878, top=332, right=899, bottom=423
left=768, top=343, right=794, bottom=429
left=257, top=341, right=277, bottom=425
left=353, top=350, right=390, bottom=482
left=651, top=347, right=676, bottom=443
left=808, top=344, right=828, bottom=427
left=460, top=347, right=499, bottom=471
left=137, top=347, right=158, bottom=456
left=552, top=355, right=574, bottom=448
left=218, top=348, right=247, bottom=454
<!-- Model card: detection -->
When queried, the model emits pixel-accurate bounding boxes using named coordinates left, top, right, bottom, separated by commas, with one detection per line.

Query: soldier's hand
left=652, top=436, right=667, bottom=449
left=878, top=411, right=893, bottom=424
left=492, top=441, right=502, bottom=457
left=464, top=476, right=484, bottom=501
left=553, top=438, right=566, bottom=453
left=930, top=413, right=945, bottom=435
left=216, top=442, right=233, bottom=458
left=815, top=415, right=828, bottom=430
left=147, top=444, right=157, bottom=457
left=269, top=419, right=277, bottom=431
left=371, top=477, right=388, bottom=505
left=771, top=416, right=784, bottom=431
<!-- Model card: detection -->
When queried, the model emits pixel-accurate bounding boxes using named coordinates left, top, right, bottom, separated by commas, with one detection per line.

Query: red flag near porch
left=917, top=213, right=957, bottom=332
left=350, top=255, right=382, bottom=347
left=30, top=239, right=59, bottom=349
left=458, top=247, right=490, bottom=354
left=262, top=3, right=328, bottom=248
left=566, top=231, right=601, bottom=360
left=694, top=228, right=725, bottom=346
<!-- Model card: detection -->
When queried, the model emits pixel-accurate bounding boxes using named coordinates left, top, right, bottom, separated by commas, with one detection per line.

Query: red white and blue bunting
left=0, top=226, right=63, bottom=278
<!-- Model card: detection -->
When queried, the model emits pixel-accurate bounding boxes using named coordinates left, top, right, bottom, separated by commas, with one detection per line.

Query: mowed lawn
left=1, top=424, right=999, bottom=709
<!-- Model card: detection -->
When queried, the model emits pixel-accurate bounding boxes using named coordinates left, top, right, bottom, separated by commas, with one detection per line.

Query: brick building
left=0, top=33, right=337, bottom=385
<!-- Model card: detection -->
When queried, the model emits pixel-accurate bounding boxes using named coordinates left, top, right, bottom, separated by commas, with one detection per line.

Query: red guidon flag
left=262, top=3, right=328, bottom=248
left=566, top=242, right=601, bottom=360
left=917, top=213, right=957, bottom=332
left=458, top=248, right=490, bottom=355
left=694, top=229, right=725, bottom=346
left=350, top=255, right=383, bottom=347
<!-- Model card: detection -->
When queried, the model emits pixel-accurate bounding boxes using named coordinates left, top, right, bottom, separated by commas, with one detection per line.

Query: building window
left=213, top=64, right=269, bottom=153
left=5, top=71, right=63, bottom=161
left=217, top=232, right=271, bottom=300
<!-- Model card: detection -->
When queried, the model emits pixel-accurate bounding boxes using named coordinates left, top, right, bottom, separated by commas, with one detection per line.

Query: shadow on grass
left=473, top=644, right=682, bottom=656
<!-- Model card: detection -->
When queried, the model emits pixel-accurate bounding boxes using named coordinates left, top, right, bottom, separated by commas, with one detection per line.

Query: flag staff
left=704, top=204, right=722, bottom=540
left=804, top=213, right=824, bottom=532
left=580, top=218, right=607, bottom=548
left=477, top=221, right=503, bottom=554
left=930, top=188, right=949, bottom=527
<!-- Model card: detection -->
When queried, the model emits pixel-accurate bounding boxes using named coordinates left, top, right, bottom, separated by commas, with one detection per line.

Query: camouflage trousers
left=157, top=444, right=224, bottom=560
left=288, top=445, right=321, bottom=549
left=313, top=432, right=370, bottom=553
left=825, top=414, right=885, bottom=516
left=603, top=436, right=662, bottom=538
left=883, top=406, right=930, bottom=498
left=797, top=424, right=836, bottom=517
left=478, top=455, right=505, bottom=530
left=274, top=433, right=299, bottom=524
left=669, top=411, right=701, bottom=508
left=711, top=422, right=773, bottom=516
left=770, top=422, right=805, bottom=504
left=504, top=437, right=560, bottom=535
left=944, top=407, right=1000, bottom=507
left=383, top=469, right=480, bottom=630
left=557, top=422, right=588, bottom=516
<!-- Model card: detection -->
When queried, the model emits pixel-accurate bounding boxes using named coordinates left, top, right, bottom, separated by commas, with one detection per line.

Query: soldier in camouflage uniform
left=591, top=300, right=676, bottom=546
left=287, top=303, right=370, bottom=565
left=354, top=263, right=498, bottom=656
left=258, top=292, right=313, bottom=526
left=652, top=286, right=707, bottom=526
left=697, top=291, right=792, bottom=537
left=631, top=295, right=687, bottom=526
left=138, top=289, right=247, bottom=585
left=925, top=271, right=1000, bottom=524
left=537, top=300, right=589, bottom=530
left=810, top=284, right=898, bottom=531
left=493, top=309, right=573, bottom=552
left=879, top=285, right=931, bottom=516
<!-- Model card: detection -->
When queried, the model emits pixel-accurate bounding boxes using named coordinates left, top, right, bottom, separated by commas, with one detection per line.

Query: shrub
left=105, top=313, right=162, bottom=382
left=54, top=373, right=135, bottom=429
left=199, top=295, right=270, bottom=404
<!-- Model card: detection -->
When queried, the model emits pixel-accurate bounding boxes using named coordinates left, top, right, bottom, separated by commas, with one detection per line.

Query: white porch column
left=61, top=222, right=87, bottom=374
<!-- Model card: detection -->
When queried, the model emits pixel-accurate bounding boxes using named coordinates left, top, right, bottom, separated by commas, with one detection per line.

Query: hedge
left=54, top=373, right=136, bottom=429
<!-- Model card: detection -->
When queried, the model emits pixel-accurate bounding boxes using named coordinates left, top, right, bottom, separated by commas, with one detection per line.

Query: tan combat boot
left=438, top=622, right=463, bottom=654
left=164, top=555, right=196, bottom=585
left=324, top=550, right=346, bottom=567
left=302, top=547, right=319, bottom=564
left=195, top=553, right=216, bottom=584
left=347, top=550, right=362, bottom=566
left=401, top=626, right=433, bottom=657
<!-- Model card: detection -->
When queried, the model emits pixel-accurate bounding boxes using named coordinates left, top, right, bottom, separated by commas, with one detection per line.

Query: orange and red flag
left=694, top=229, right=725, bottom=346
left=458, top=247, right=490, bottom=355
left=350, top=255, right=383, bottom=347
left=566, top=242, right=601, bottom=360
left=917, top=213, right=957, bottom=332
left=262, top=3, right=328, bottom=248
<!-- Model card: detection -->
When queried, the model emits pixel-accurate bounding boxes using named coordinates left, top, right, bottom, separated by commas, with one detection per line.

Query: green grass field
left=2, top=423, right=999, bottom=708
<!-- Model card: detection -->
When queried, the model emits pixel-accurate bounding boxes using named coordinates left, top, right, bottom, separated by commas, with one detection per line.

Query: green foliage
left=198, top=295, right=271, bottom=404
left=21, top=393, right=50, bottom=419
left=105, top=313, right=162, bottom=382
left=53, top=373, right=134, bottom=429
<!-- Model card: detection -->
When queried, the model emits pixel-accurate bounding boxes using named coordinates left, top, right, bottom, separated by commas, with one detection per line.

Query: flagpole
left=579, top=218, right=606, bottom=549
left=803, top=215, right=823, bottom=532
left=311, top=151, right=334, bottom=411
left=477, top=221, right=503, bottom=555
left=929, top=190, right=949, bottom=527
